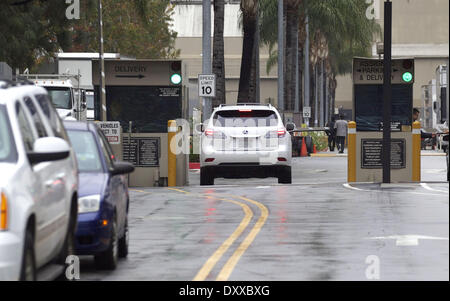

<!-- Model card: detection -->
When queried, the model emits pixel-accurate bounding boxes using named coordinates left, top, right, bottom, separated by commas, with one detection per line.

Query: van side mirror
left=27, top=137, right=70, bottom=165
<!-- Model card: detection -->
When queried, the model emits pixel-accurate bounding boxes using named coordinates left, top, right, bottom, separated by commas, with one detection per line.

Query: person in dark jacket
left=325, top=117, right=336, bottom=151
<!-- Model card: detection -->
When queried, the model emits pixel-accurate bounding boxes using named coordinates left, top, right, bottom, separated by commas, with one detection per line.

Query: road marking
left=168, top=187, right=190, bottom=194
left=367, top=235, right=449, bottom=246
left=216, top=195, right=269, bottom=281
left=256, top=186, right=270, bottom=189
left=130, top=189, right=151, bottom=194
left=421, top=183, right=449, bottom=194
left=343, top=183, right=446, bottom=196
left=166, top=188, right=254, bottom=281
left=193, top=198, right=253, bottom=281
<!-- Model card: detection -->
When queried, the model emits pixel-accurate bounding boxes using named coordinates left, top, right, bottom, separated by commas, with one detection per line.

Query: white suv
left=0, top=80, right=78, bottom=281
left=200, top=104, right=292, bottom=185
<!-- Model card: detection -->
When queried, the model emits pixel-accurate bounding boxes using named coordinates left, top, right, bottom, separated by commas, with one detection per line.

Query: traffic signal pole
left=382, top=0, right=392, bottom=183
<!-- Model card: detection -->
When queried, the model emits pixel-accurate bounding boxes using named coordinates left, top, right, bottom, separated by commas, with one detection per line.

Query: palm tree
left=260, top=0, right=380, bottom=121
left=237, top=0, right=259, bottom=103
left=212, top=0, right=226, bottom=108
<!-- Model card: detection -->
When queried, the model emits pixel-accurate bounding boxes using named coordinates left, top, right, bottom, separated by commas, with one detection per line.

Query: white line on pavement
left=421, top=183, right=449, bottom=194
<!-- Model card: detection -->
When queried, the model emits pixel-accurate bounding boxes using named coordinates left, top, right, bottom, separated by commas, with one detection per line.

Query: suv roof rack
left=0, top=78, right=34, bottom=89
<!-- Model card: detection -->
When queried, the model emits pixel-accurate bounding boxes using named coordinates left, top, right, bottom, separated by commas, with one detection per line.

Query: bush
left=308, top=131, right=328, bottom=152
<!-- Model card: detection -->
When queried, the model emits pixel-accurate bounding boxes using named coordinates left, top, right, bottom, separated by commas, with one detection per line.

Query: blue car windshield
left=67, top=130, right=103, bottom=173
left=0, top=105, right=17, bottom=163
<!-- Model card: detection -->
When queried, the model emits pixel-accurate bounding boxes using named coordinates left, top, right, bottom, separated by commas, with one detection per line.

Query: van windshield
left=212, top=109, right=278, bottom=127
left=45, top=87, right=72, bottom=110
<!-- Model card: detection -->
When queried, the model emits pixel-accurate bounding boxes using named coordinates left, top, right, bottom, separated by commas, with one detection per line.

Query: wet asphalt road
left=80, top=154, right=449, bottom=281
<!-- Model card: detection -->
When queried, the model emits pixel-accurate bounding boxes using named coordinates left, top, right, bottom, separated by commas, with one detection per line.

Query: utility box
left=351, top=57, right=417, bottom=183
left=92, top=59, right=189, bottom=187
left=0, top=62, right=12, bottom=81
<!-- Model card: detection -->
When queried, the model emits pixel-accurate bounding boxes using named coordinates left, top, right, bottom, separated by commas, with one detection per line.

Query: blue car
left=64, top=121, right=134, bottom=270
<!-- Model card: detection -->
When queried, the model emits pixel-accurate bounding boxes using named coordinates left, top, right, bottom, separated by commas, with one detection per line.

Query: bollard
left=168, top=120, right=177, bottom=187
left=412, top=121, right=421, bottom=182
left=347, top=121, right=356, bottom=183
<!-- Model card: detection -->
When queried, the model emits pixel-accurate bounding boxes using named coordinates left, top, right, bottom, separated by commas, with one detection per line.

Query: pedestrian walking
left=334, top=115, right=348, bottom=153
left=325, top=117, right=336, bottom=151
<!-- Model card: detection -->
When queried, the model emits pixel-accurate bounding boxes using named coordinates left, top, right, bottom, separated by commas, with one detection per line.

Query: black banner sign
left=123, top=137, right=160, bottom=167
left=361, top=138, right=406, bottom=169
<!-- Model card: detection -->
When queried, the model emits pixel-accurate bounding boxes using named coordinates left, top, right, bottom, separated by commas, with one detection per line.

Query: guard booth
left=349, top=57, right=419, bottom=183
left=92, top=59, right=189, bottom=187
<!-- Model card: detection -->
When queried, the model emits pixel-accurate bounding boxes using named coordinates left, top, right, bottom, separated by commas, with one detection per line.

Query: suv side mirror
left=110, top=161, right=135, bottom=176
left=286, top=122, right=295, bottom=132
left=27, top=137, right=70, bottom=165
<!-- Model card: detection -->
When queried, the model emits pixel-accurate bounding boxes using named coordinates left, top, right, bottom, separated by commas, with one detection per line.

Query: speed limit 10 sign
left=198, top=74, right=216, bottom=97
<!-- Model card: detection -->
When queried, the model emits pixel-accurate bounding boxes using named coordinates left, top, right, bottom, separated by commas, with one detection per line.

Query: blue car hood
left=78, top=172, right=108, bottom=198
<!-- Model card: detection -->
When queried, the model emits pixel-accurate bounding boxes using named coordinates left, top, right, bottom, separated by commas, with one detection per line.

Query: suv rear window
left=213, top=109, right=278, bottom=127
left=0, top=105, right=18, bottom=163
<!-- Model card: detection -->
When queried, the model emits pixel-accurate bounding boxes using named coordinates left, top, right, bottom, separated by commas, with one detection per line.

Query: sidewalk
left=311, top=150, right=447, bottom=157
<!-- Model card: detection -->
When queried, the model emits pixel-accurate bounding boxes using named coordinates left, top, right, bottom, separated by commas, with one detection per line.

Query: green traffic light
left=402, top=72, right=413, bottom=83
left=171, top=73, right=182, bottom=85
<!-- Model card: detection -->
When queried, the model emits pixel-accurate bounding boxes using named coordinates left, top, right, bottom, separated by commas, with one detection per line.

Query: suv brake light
left=205, top=129, right=226, bottom=139
left=277, top=129, right=286, bottom=137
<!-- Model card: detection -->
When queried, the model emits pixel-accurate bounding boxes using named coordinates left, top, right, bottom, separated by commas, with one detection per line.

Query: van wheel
left=200, top=167, right=214, bottom=185
left=95, top=217, right=118, bottom=270
left=118, top=217, right=129, bottom=258
left=20, top=229, right=36, bottom=281
left=278, top=167, right=292, bottom=184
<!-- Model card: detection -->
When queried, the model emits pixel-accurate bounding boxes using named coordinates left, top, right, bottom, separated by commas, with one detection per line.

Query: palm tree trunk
left=238, top=0, right=258, bottom=103
left=212, top=0, right=226, bottom=108
left=284, top=1, right=299, bottom=111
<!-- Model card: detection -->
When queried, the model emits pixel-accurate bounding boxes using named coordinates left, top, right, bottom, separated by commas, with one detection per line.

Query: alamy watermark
left=65, top=255, right=80, bottom=280
left=365, top=255, right=380, bottom=280
left=65, top=0, right=80, bottom=20
left=365, top=0, right=381, bottom=20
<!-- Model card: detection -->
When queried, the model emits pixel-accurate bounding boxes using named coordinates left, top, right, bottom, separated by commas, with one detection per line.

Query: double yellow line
left=168, top=188, right=269, bottom=281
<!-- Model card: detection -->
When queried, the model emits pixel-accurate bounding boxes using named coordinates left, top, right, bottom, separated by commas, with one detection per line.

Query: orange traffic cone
left=300, top=137, right=308, bottom=157
left=313, top=144, right=317, bottom=154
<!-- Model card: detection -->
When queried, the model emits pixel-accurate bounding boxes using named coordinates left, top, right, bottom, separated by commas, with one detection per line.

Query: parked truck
left=19, top=73, right=87, bottom=121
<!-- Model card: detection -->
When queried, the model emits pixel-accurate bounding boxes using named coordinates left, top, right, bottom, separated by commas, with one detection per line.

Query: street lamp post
left=382, top=0, right=392, bottom=183
left=98, top=0, right=106, bottom=121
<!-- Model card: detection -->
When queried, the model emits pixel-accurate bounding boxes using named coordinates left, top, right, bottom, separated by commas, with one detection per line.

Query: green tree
left=68, top=0, right=179, bottom=58
left=0, top=0, right=72, bottom=70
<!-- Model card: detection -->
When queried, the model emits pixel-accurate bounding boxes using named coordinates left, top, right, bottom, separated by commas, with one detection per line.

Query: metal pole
left=98, top=0, right=106, bottom=121
left=320, top=59, right=324, bottom=126
left=314, top=62, right=319, bottom=127
left=202, top=0, right=212, bottom=121
left=382, top=0, right=392, bottom=183
left=303, top=11, right=310, bottom=126
left=277, top=0, right=284, bottom=112
left=255, top=10, right=260, bottom=103
left=325, top=75, right=329, bottom=124
left=294, top=22, right=299, bottom=113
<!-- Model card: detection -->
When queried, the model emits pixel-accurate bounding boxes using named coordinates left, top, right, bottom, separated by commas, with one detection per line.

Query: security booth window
left=104, top=86, right=182, bottom=133
left=354, top=84, right=413, bottom=131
